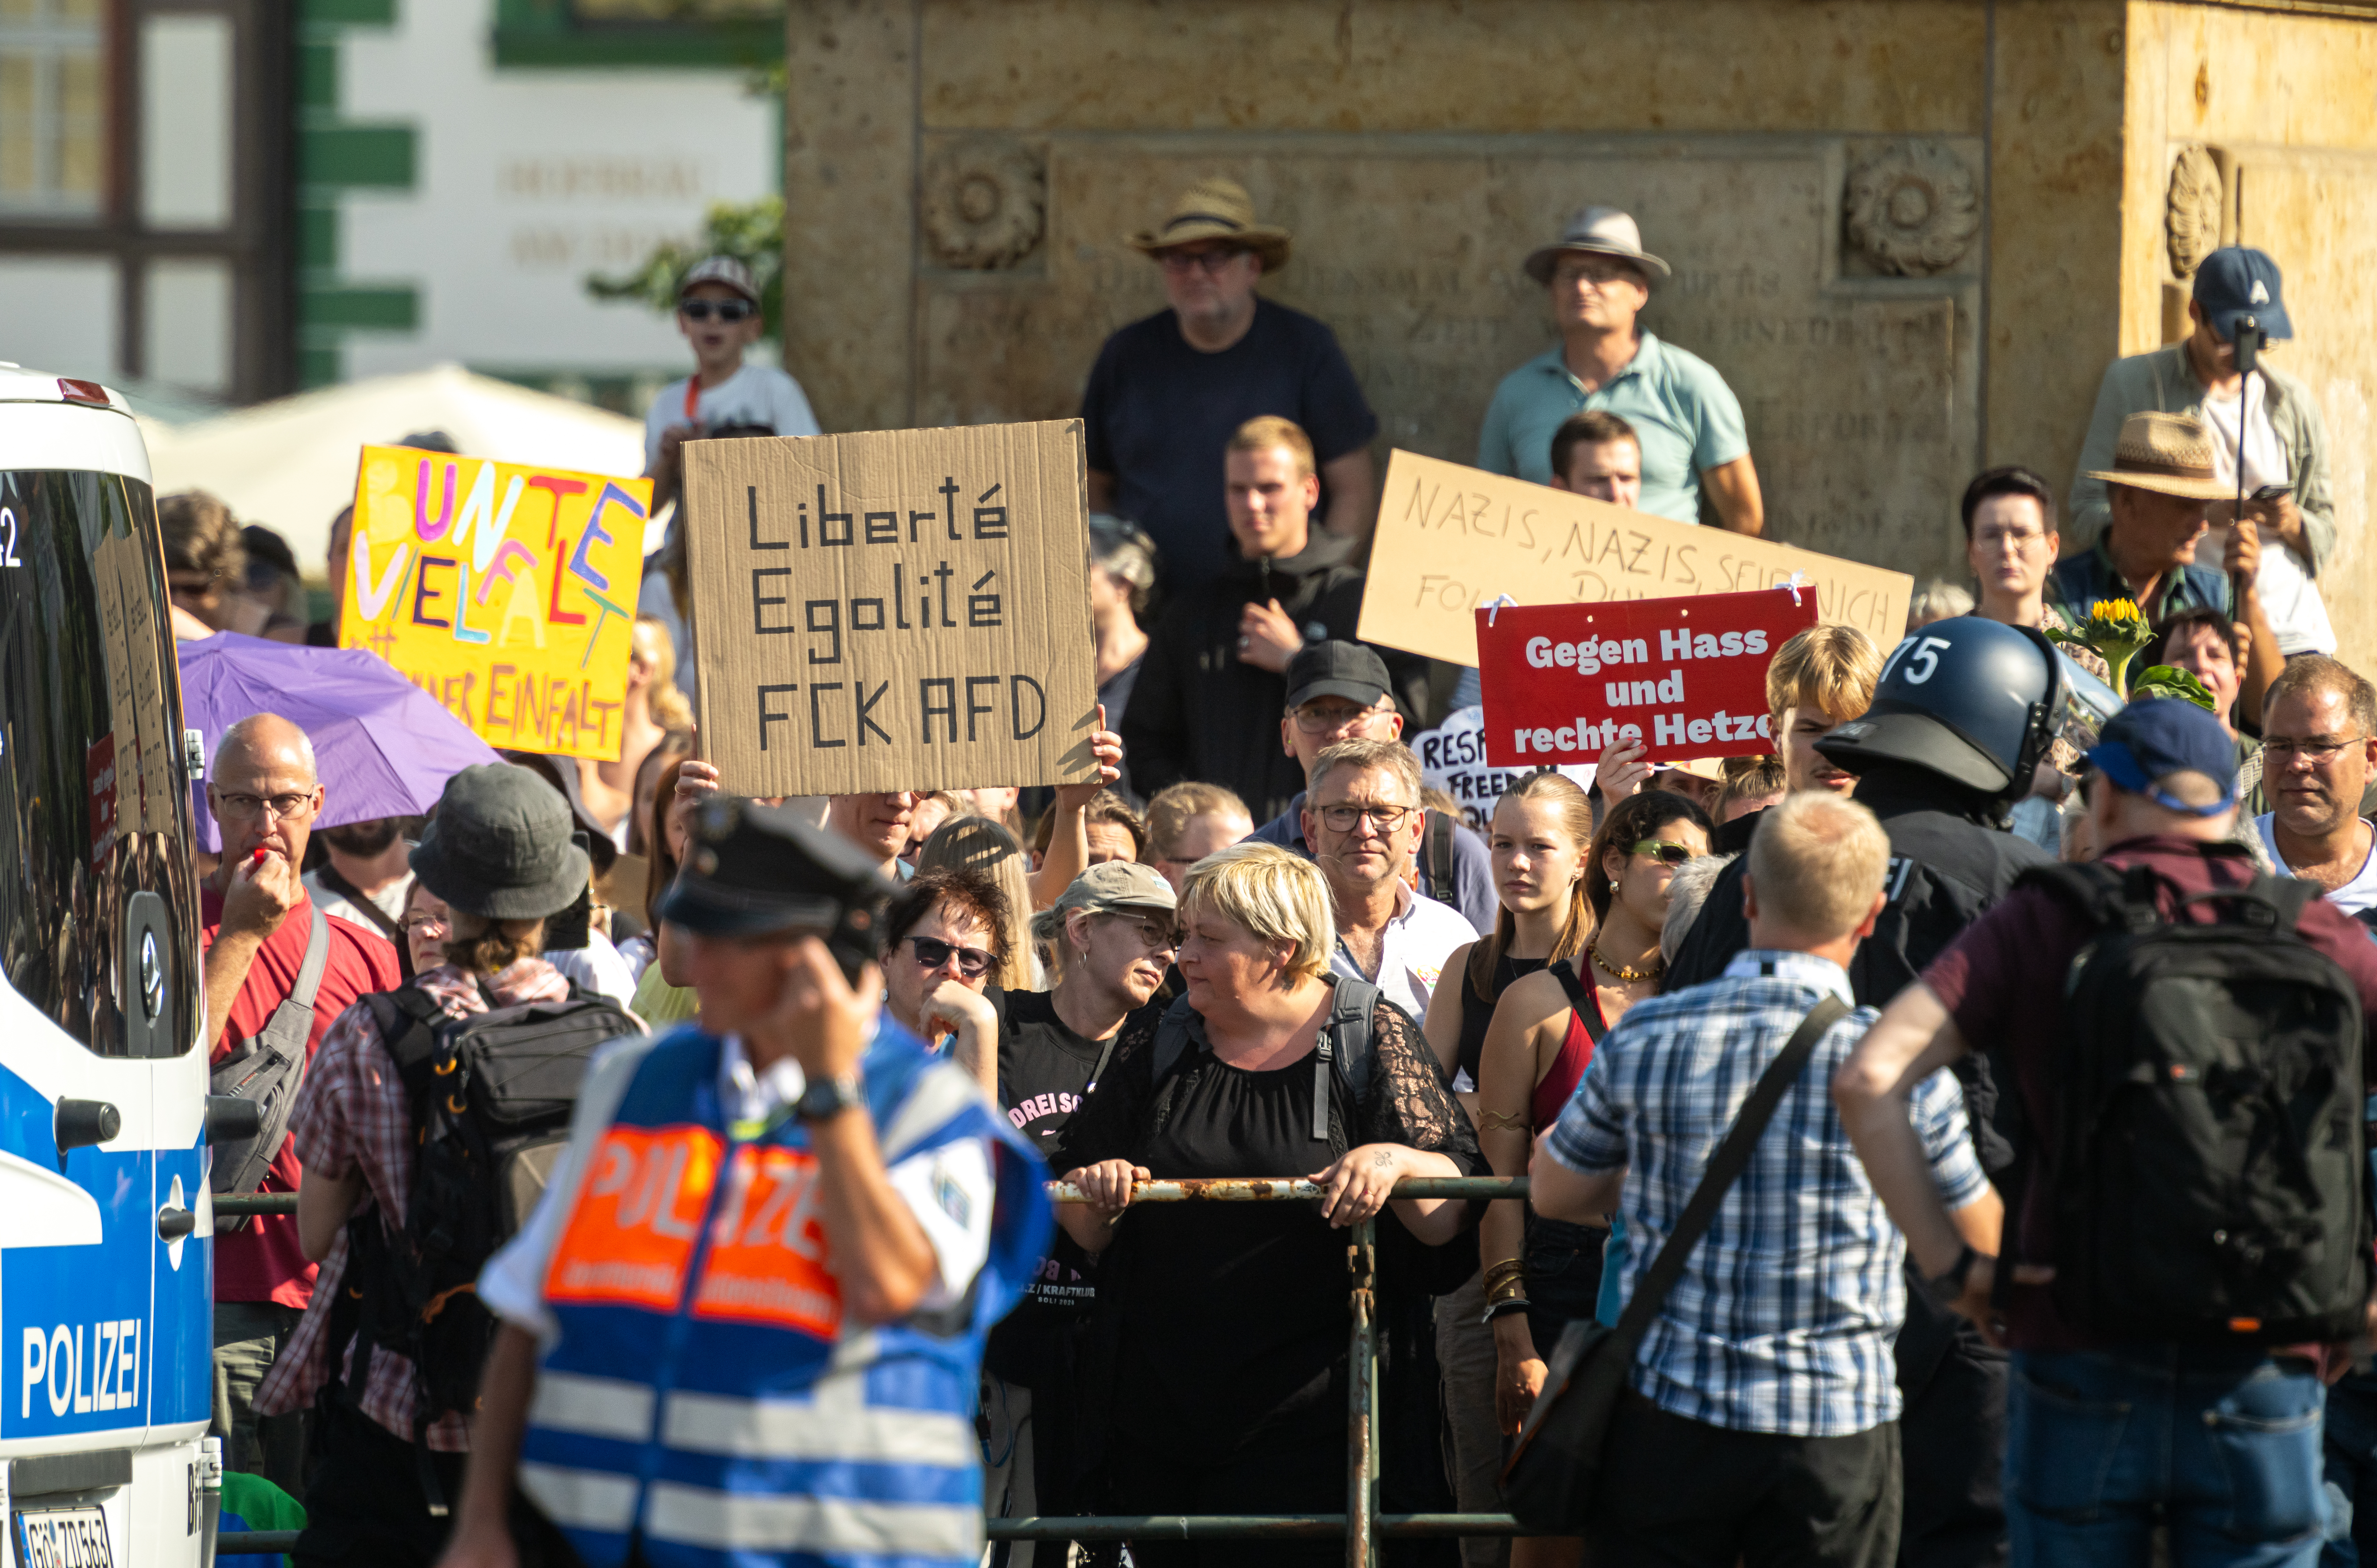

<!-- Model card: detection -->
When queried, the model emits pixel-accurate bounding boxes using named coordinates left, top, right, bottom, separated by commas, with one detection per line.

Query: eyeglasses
left=1105, top=914, right=1183, bottom=953
left=1630, top=839, right=1697, bottom=867
left=1159, top=248, right=1246, bottom=275
left=1292, top=702, right=1386, bottom=734
left=1552, top=255, right=1643, bottom=287
left=905, top=934, right=997, bottom=979
left=213, top=790, right=316, bottom=822
left=2263, top=736, right=2362, bottom=764
left=401, top=913, right=449, bottom=937
left=680, top=298, right=755, bottom=323
left=1317, top=803, right=1414, bottom=834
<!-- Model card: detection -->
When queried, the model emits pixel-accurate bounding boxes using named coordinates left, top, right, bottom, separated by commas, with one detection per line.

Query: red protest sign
left=1476, top=587, right=1819, bottom=768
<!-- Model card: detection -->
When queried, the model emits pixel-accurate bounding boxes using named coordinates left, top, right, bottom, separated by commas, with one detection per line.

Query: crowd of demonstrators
left=1055, top=842, right=1483, bottom=1567
left=1841, top=697, right=2377, bottom=1566
left=1121, top=415, right=1428, bottom=819
left=1250, top=640, right=1498, bottom=930
left=201, top=714, right=405, bottom=1502
left=1539, top=792, right=1997, bottom=1567
left=1083, top=177, right=1378, bottom=592
left=2073, top=247, right=2336, bottom=659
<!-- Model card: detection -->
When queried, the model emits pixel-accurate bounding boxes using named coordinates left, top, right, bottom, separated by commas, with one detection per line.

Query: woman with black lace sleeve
left=1056, top=842, right=1483, bottom=1568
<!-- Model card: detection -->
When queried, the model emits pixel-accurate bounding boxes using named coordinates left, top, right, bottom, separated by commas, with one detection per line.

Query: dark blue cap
left=2085, top=697, right=2238, bottom=816
left=2192, top=248, right=2292, bottom=343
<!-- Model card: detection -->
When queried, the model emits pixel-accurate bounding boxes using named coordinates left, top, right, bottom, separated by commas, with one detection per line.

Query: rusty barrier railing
left=217, top=1175, right=1541, bottom=1568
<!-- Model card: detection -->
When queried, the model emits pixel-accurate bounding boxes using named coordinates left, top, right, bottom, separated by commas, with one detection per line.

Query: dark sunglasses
left=680, top=298, right=755, bottom=323
left=906, top=934, right=996, bottom=979
left=1630, top=839, right=1697, bottom=867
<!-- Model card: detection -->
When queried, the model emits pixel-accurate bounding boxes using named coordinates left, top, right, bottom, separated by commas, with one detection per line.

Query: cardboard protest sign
left=340, top=445, right=649, bottom=760
left=1477, top=587, right=1819, bottom=768
left=681, top=420, right=1098, bottom=797
left=1411, top=705, right=1593, bottom=832
left=1357, top=450, right=1910, bottom=667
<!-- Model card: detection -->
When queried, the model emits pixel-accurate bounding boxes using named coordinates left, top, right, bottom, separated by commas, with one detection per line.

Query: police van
left=0, top=366, right=215, bottom=1568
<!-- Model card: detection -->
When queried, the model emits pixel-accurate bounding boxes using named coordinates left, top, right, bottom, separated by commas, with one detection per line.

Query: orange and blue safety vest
left=515, top=1019, right=1050, bottom=1568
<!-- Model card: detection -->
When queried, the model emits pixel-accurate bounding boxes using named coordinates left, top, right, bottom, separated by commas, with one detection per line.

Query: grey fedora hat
left=1523, top=205, right=1673, bottom=285
left=410, top=764, right=591, bottom=922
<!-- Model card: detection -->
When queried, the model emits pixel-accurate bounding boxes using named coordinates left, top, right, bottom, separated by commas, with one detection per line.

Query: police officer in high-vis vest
left=438, top=798, right=1053, bottom=1568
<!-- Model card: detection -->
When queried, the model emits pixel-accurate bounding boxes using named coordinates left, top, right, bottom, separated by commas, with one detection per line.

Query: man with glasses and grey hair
left=2254, top=654, right=2377, bottom=914
left=1305, top=737, right=1480, bottom=1028
left=200, top=712, right=402, bottom=1500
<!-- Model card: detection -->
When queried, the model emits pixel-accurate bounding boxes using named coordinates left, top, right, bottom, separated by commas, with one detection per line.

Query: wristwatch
left=794, top=1072, right=865, bottom=1123
left=1924, top=1243, right=1981, bottom=1306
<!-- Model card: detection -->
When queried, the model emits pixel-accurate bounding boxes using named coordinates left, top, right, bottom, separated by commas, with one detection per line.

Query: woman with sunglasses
left=1057, top=843, right=1482, bottom=1568
left=1473, top=789, right=1709, bottom=1564
left=880, top=866, right=1011, bottom=1097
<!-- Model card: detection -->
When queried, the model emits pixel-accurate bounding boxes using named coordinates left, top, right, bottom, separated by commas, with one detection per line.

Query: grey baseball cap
left=1052, top=860, right=1177, bottom=918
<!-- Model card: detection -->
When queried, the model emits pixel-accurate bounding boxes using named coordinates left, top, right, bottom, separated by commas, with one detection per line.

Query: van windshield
left=0, top=469, right=200, bottom=1057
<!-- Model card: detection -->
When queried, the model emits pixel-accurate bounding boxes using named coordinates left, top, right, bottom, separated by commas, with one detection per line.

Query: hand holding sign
left=1477, top=588, right=1820, bottom=770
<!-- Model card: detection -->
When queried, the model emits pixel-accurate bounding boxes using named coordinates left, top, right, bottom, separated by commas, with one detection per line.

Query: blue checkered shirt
left=1545, top=950, right=1987, bottom=1437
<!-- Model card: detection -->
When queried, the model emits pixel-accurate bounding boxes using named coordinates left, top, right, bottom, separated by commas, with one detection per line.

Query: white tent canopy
left=141, top=363, right=654, bottom=576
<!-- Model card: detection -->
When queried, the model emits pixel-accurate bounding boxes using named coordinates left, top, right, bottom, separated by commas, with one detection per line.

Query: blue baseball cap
left=2192, top=247, right=2292, bottom=343
left=2085, top=697, right=2238, bottom=816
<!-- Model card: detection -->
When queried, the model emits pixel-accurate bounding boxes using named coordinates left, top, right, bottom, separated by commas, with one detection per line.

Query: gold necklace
left=1590, top=939, right=1661, bottom=984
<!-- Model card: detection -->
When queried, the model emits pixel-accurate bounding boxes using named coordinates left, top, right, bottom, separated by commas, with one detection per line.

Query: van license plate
left=13, top=1506, right=112, bottom=1568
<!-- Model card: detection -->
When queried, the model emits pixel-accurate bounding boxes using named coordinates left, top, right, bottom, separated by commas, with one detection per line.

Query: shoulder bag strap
left=1603, top=994, right=1852, bottom=1353
left=1547, top=958, right=1606, bottom=1045
left=250, top=902, right=332, bottom=1061
left=313, top=865, right=404, bottom=943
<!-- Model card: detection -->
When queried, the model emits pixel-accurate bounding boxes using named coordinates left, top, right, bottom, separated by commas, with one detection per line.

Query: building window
left=0, top=0, right=105, bottom=219
left=568, top=0, right=778, bottom=19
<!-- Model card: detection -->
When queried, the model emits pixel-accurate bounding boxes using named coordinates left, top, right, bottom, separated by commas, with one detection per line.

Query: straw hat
left=1128, top=176, right=1292, bottom=270
left=2083, top=411, right=2231, bottom=501
left=1524, top=206, right=1672, bottom=286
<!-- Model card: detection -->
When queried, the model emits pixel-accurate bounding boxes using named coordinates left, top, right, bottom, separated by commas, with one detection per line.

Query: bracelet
left=1481, top=1257, right=1526, bottom=1289
left=1485, top=1274, right=1530, bottom=1307
left=1482, top=1297, right=1534, bottom=1325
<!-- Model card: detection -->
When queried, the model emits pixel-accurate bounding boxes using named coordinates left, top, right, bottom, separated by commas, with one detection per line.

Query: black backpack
left=333, top=980, right=639, bottom=1431
left=2019, top=861, right=2370, bottom=1345
left=1414, top=810, right=1459, bottom=910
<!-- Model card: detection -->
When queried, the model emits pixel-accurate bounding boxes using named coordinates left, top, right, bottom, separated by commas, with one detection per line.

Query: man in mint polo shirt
left=1478, top=206, right=1764, bottom=535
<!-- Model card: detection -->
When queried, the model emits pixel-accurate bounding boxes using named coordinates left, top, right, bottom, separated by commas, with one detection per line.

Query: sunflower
left=2045, top=597, right=2157, bottom=697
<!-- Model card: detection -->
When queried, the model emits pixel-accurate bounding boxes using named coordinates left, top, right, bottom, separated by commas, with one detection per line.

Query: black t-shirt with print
left=986, top=990, right=1153, bottom=1385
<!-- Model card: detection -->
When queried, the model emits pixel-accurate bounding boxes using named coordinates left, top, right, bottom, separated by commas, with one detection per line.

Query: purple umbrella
left=178, top=632, right=504, bottom=852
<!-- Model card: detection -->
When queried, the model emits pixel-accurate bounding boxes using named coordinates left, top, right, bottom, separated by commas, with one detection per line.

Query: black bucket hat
left=410, top=764, right=590, bottom=921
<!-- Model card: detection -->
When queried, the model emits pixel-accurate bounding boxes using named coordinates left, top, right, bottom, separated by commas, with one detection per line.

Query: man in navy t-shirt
left=1082, top=175, right=1378, bottom=593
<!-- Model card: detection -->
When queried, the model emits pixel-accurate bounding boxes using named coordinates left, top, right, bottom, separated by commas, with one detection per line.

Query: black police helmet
left=1815, top=616, right=2064, bottom=799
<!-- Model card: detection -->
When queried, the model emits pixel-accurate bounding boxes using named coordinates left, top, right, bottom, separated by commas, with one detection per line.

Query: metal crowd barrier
left=216, top=1175, right=1540, bottom=1568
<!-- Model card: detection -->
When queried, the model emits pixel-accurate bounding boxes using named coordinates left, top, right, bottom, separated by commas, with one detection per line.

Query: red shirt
left=202, top=888, right=402, bottom=1307
left=1923, top=834, right=2377, bottom=1351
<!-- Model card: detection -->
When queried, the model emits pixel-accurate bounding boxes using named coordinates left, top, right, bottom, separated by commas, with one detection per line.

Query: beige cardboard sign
left=682, top=420, right=1099, bottom=796
left=1357, top=451, right=1914, bottom=667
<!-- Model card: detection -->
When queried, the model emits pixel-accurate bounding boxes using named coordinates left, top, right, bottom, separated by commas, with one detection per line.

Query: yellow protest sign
left=1357, top=450, right=1913, bottom=666
left=339, top=445, right=649, bottom=760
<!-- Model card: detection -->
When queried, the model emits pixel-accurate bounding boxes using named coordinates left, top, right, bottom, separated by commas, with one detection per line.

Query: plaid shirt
left=1546, top=950, right=1986, bottom=1437
left=253, top=959, right=573, bottom=1449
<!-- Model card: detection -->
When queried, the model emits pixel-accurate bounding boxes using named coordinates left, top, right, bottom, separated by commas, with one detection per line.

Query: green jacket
left=2068, top=342, right=2335, bottom=576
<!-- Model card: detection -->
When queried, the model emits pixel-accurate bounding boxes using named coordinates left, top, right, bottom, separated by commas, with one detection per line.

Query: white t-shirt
left=2201, top=378, right=2336, bottom=656
left=542, top=930, right=641, bottom=1012
left=641, top=363, right=822, bottom=472
left=2255, top=813, right=2377, bottom=914
left=478, top=1025, right=996, bottom=1345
